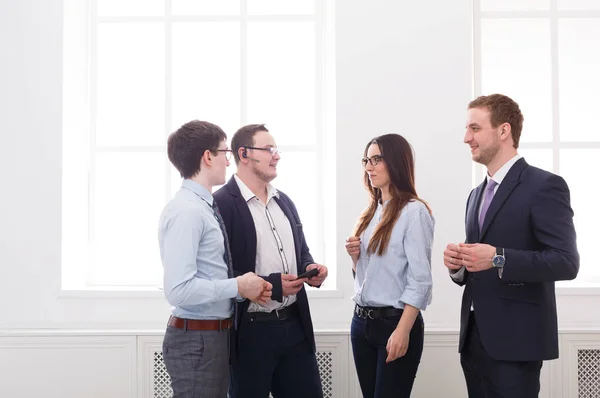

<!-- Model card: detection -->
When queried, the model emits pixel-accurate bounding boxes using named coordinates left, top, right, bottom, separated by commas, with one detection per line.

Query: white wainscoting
left=0, top=331, right=598, bottom=398
left=0, top=335, right=137, bottom=398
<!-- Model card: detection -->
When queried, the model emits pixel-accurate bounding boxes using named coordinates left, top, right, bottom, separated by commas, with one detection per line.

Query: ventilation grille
left=153, top=352, right=172, bottom=398
left=578, top=349, right=600, bottom=398
left=153, top=349, right=334, bottom=398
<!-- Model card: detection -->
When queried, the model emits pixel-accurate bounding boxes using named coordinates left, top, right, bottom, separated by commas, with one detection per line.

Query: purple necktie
left=479, top=179, right=498, bottom=231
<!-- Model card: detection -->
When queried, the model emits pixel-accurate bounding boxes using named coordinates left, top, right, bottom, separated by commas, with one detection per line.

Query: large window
left=474, top=0, right=600, bottom=284
left=62, top=0, right=336, bottom=290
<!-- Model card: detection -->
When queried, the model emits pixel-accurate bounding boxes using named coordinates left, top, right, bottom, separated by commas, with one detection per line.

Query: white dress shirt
left=234, top=175, right=298, bottom=312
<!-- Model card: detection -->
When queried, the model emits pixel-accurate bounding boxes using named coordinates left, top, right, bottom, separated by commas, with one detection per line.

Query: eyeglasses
left=216, top=149, right=233, bottom=161
left=245, top=146, right=281, bottom=156
left=361, top=155, right=384, bottom=167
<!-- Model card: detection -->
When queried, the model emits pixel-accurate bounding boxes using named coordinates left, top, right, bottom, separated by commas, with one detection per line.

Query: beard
left=251, top=165, right=276, bottom=183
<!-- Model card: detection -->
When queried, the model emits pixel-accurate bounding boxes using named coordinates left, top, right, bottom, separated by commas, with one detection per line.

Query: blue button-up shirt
left=353, top=200, right=434, bottom=310
left=158, top=179, right=238, bottom=319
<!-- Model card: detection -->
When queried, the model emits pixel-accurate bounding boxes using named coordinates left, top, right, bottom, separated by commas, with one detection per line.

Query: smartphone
left=296, top=268, right=319, bottom=280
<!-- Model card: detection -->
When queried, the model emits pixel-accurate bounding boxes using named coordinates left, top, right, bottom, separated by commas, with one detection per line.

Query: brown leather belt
left=168, top=315, right=232, bottom=330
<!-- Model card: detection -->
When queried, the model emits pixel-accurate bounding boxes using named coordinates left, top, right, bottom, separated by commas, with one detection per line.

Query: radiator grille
left=153, top=349, right=334, bottom=397
left=578, top=349, right=600, bottom=398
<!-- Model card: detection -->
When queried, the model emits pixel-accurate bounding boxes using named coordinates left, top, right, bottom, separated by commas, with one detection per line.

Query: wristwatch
left=492, top=247, right=506, bottom=268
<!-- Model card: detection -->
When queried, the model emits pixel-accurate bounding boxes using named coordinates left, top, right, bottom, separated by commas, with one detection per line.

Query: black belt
left=355, top=304, right=403, bottom=320
left=246, top=303, right=299, bottom=322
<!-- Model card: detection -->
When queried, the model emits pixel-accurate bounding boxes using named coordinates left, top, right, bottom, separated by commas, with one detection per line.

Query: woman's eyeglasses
left=361, top=155, right=384, bottom=167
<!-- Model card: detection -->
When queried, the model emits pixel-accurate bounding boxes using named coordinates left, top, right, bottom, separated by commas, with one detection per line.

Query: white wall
left=1, top=0, right=599, bottom=397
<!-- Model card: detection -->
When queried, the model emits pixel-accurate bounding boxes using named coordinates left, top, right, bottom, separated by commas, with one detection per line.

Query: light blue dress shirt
left=353, top=200, right=434, bottom=310
left=158, top=179, right=238, bottom=319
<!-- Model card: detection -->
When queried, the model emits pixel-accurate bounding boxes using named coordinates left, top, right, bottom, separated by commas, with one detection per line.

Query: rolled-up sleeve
left=400, top=208, right=434, bottom=310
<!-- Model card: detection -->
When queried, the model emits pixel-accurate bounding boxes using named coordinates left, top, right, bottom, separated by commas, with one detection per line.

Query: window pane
left=560, top=149, right=599, bottom=281
left=519, top=149, right=553, bottom=172
left=480, top=0, right=549, bottom=11
left=97, top=0, right=164, bottom=17
left=91, top=152, right=165, bottom=286
left=558, top=19, right=600, bottom=142
left=481, top=19, right=552, bottom=143
left=247, top=22, right=316, bottom=145
left=171, top=22, right=240, bottom=136
left=172, top=0, right=240, bottom=15
left=558, top=0, right=600, bottom=10
left=273, top=152, right=321, bottom=262
left=96, top=23, right=165, bottom=146
left=247, top=0, right=315, bottom=15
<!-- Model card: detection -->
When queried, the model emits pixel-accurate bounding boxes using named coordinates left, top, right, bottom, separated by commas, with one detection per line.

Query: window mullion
left=165, top=0, right=173, bottom=203
left=240, top=0, right=248, bottom=125
left=550, top=0, right=560, bottom=175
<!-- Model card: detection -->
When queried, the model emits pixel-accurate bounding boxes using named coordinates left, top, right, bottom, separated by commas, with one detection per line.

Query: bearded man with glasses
left=214, top=123, right=327, bottom=398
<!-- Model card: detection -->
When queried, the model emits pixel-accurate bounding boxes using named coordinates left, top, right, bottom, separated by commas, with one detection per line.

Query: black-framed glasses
left=361, top=155, right=384, bottom=167
left=245, top=146, right=281, bottom=156
left=216, top=149, right=233, bottom=161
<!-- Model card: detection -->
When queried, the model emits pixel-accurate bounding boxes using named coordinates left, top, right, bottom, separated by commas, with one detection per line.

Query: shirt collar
left=487, top=154, right=521, bottom=186
left=182, top=179, right=213, bottom=206
left=234, top=174, right=279, bottom=203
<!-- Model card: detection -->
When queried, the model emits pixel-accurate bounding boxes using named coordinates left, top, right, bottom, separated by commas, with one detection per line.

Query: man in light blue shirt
left=159, top=120, right=272, bottom=398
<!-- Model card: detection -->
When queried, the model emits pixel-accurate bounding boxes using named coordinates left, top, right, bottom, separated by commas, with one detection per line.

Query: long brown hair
left=353, top=134, right=431, bottom=256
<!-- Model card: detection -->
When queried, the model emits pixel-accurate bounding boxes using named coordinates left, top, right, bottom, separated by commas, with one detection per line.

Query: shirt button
left=280, top=248, right=283, bottom=251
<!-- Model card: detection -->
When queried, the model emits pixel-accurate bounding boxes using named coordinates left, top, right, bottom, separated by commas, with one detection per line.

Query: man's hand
left=345, top=236, right=361, bottom=265
left=305, top=263, right=328, bottom=287
left=443, top=243, right=464, bottom=272
left=457, top=243, right=495, bottom=273
left=236, top=272, right=273, bottom=304
left=282, top=273, right=306, bottom=296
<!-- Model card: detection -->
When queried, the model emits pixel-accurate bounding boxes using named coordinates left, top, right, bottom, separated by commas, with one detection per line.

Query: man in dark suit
left=214, top=124, right=327, bottom=398
left=443, top=94, right=579, bottom=397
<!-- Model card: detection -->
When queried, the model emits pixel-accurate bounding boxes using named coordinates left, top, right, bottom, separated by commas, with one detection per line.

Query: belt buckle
left=356, top=307, right=374, bottom=320
left=275, top=308, right=285, bottom=321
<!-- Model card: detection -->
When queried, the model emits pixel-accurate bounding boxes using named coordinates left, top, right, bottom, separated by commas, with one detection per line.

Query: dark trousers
left=461, top=313, right=542, bottom=398
left=350, top=312, right=424, bottom=398
left=162, top=326, right=230, bottom=398
left=230, top=314, right=323, bottom=398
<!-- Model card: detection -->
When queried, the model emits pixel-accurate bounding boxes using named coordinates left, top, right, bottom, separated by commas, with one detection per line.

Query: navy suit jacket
left=455, top=158, right=579, bottom=361
left=213, top=176, right=317, bottom=357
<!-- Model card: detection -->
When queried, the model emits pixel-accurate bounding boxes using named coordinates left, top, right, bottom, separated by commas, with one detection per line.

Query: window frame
left=61, top=0, right=339, bottom=296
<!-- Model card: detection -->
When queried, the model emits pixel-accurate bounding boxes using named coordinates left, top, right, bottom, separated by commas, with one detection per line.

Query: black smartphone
left=296, top=268, right=319, bottom=280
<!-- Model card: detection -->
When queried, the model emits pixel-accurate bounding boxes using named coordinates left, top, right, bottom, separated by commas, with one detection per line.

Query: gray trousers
left=162, top=325, right=230, bottom=398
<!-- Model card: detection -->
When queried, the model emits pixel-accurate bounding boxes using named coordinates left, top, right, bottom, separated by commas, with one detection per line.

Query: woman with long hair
left=345, top=134, right=434, bottom=398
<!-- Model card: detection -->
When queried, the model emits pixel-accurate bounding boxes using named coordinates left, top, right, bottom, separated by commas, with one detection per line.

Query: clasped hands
left=443, top=242, right=496, bottom=273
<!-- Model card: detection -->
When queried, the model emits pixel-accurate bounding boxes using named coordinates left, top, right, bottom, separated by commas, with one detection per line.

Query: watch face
left=493, top=255, right=505, bottom=267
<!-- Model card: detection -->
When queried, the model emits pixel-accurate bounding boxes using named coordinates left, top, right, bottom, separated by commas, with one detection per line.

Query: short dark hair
left=231, top=124, right=269, bottom=165
left=468, top=94, right=524, bottom=148
left=167, top=120, right=227, bottom=179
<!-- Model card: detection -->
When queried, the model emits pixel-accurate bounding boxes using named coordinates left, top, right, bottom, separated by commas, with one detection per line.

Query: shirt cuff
left=449, top=267, right=466, bottom=282
left=216, top=278, right=239, bottom=300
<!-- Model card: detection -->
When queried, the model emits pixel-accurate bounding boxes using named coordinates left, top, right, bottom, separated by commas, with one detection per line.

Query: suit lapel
left=226, top=177, right=257, bottom=270
left=466, top=183, right=484, bottom=243
left=479, top=158, right=527, bottom=240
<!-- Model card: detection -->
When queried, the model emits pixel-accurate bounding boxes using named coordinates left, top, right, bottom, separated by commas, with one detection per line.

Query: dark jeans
left=230, top=314, right=323, bottom=398
left=351, top=311, right=424, bottom=398
left=162, top=326, right=230, bottom=398
left=461, top=313, right=542, bottom=398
